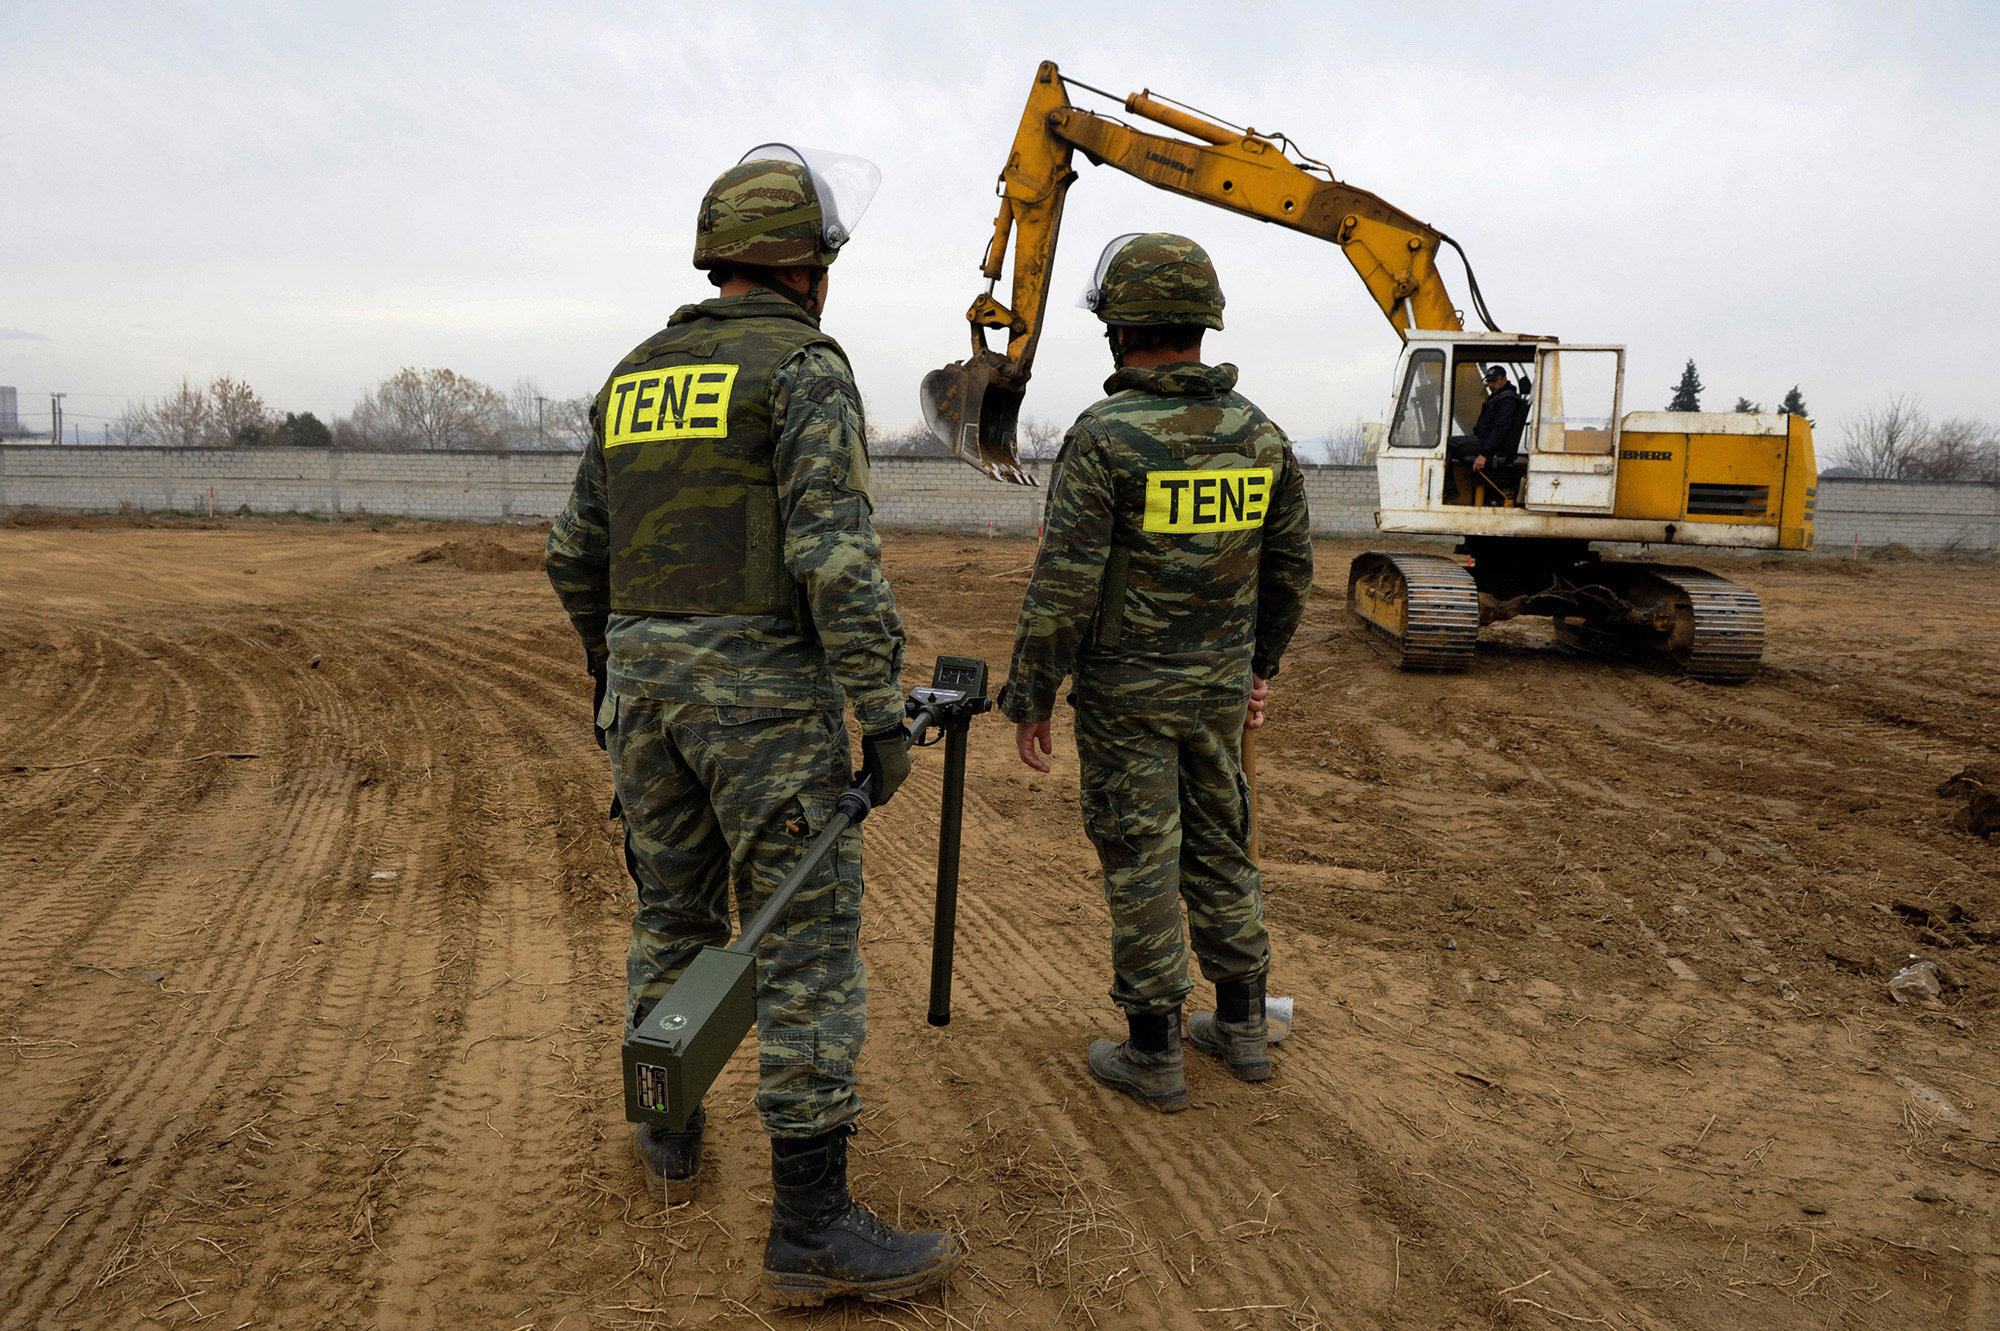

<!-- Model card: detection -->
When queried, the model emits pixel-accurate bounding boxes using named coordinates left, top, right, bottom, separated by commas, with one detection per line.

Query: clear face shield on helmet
left=739, top=143, right=882, bottom=250
left=1077, top=233, right=1146, bottom=312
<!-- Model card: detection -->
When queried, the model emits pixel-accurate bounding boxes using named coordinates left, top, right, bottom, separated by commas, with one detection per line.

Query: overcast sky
left=4, top=0, right=1997, bottom=453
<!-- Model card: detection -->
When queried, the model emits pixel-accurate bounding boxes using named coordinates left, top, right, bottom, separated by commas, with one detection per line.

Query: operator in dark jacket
left=1447, top=365, right=1529, bottom=470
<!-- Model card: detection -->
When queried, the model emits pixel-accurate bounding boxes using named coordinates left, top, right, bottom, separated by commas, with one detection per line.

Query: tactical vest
left=1084, top=383, right=1289, bottom=658
left=602, top=307, right=842, bottom=617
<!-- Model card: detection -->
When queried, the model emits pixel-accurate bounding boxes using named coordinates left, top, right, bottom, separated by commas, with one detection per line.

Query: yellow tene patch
left=604, top=364, right=738, bottom=447
left=1142, top=467, right=1273, bottom=533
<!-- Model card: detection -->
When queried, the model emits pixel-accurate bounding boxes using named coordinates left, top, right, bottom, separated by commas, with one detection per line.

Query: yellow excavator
left=921, top=61, right=1816, bottom=680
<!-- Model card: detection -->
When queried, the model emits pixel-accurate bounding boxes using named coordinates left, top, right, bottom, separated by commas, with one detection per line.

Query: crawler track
left=1646, top=563, right=1767, bottom=681
left=1346, top=551, right=1480, bottom=672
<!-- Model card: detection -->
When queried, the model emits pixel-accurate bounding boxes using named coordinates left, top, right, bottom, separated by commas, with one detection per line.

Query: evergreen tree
left=274, top=411, right=333, bottom=448
left=1778, top=385, right=1809, bottom=419
left=1668, top=360, right=1704, bottom=412
left=1733, top=397, right=1763, bottom=413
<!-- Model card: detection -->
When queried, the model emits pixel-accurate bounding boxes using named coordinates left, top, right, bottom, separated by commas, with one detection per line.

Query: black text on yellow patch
left=604, top=365, right=738, bottom=447
left=1142, top=467, right=1273, bottom=533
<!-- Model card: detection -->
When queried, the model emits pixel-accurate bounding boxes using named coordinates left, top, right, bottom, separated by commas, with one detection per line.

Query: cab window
left=1388, top=350, right=1445, bottom=450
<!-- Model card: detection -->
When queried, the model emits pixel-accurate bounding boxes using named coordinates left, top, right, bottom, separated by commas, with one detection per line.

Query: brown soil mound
left=407, top=536, right=541, bottom=572
left=1940, top=763, right=2000, bottom=837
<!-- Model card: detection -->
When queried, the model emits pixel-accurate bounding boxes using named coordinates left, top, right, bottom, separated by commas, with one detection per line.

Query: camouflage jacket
left=997, top=361, right=1313, bottom=725
left=546, top=292, right=907, bottom=734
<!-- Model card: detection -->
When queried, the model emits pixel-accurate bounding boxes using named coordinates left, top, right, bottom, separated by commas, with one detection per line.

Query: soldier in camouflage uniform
left=547, top=146, right=961, bottom=1306
left=996, top=233, right=1314, bottom=1112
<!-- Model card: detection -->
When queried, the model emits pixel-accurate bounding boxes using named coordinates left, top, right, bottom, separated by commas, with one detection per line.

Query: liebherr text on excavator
left=921, top=61, right=1816, bottom=680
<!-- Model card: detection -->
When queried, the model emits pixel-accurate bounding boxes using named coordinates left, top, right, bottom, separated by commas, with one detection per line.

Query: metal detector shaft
left=739, top=799, right=857, bottom=954
left=925, top=718, right=970, bottom=1026
left=740, top=703, right=941, bottom=953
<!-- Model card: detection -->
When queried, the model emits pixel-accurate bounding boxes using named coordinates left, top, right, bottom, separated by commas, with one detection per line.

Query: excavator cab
left=1378, top=335, right=1626, bottom=517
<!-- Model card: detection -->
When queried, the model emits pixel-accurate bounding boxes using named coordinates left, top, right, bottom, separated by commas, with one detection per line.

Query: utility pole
left=50, top=392, right=65, bottom=445
left=534, top=395, right=547, bottom=449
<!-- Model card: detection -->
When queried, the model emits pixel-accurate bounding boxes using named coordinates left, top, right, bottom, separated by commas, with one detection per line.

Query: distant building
left=0, top=386, right=17, bottom=436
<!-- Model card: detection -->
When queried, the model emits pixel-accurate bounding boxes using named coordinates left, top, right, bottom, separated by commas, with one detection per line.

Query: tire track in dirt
left=0, top=620, right=120, bottom=767
left=861, top=755, right=1420, bottom=1328
left=0, top=619, right=260, bottom=1194
left=0, top=615, right=406, bottom=1324
left=189, top=619, right=474, bottom=1327
left=321, top=620, right=604, bottom=1328
left=0, top=621, right=308, bottom=1322
left=6, top=530, right=1994, bottom=1330
left=195, top=612, right=597, bottom=1326
left=0, top=612, right=534, bottom=1325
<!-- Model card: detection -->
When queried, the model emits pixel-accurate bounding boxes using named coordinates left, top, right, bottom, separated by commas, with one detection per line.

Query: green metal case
left=622, top=945, right=757, bottom=1130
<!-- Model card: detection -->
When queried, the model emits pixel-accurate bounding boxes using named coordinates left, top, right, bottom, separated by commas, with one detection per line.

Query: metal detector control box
left=907, top=655, right=988, bottom=727
left=624, top=947, right=756, bottom=1130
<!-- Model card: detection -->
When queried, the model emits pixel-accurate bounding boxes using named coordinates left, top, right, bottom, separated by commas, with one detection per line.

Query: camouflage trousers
left=606, top=694, right=865, bottom=1139
left=1074, top=698, right=1269, bottom=1016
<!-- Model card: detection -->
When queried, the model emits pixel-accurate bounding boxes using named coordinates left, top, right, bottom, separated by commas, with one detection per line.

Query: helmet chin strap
left=766, top=267, right=827, bottom=316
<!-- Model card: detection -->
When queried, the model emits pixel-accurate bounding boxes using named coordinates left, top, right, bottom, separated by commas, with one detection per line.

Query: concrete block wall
left=1810, top=478, right=2000, bottom=554
left=865, top=458, right=1383, bottom=537
left=867, top=456, right=1053, bottom=533
left=1300, top=466, right=1381, bottom=535
left=2, top=445, right=1995, bottom=555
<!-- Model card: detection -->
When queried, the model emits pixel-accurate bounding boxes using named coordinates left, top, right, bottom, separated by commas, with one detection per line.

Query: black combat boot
left=1187, top=975, right=1272, bottom=1082
left=1086, top=1008, right=1189, bottom=1111
left=764, top=1127, right=962, bottom=1306
left=634, top=1106, right=705, bottom=1205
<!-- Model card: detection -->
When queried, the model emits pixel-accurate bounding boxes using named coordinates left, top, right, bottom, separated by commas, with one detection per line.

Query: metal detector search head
left=920, top=350, right=1034, bottom=487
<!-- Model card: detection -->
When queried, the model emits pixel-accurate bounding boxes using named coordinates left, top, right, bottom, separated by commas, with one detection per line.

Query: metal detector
left=622, top=656, right=990, bottom=1131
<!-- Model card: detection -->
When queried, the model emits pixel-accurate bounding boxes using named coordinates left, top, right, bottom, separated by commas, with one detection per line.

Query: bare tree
left=497, top=378, right=572, bottom=448
left=114, top=403, right=154, bottom=446
left=1837, top=397, right=1927, bottom=478
left=1317, top=418, right=1379, bottom=465
left=1913, top=416, right=2000, bottom=482
left=352, top=367, right=509, bottom=450
left=550, top=396, right=594, bottom=451
left=1837, top=397, right=1999, bottom=481
left=1016, top=417, right=1064, bottom=461
left=208, top=375, right=268, bottom=445
left=151, top=377, right=211, bottom=449
left=867, top=415, right=949, bottom=457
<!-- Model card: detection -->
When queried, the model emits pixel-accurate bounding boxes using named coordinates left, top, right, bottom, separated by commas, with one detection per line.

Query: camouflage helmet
left=1079, top=232, right=1225, bottom=330
left=693, top=145, right=880, bottom=271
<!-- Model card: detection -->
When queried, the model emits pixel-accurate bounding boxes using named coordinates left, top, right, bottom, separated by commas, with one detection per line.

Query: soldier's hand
left=859, top=725, right=912, bottom=808
left=1016, top=720, right=1053, bottom=774
left=1247, top=673, right=1270, bottom=731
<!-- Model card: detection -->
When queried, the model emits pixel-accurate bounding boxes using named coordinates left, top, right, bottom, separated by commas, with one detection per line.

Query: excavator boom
left=923, top=61, right=1478, bottom=483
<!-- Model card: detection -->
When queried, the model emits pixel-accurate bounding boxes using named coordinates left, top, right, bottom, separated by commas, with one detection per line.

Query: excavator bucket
left=920, top=351, right=1035, bottom=486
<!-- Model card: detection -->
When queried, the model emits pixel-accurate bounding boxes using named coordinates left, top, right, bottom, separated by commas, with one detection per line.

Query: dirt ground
left=1, top=515, right=1996, bottom=1331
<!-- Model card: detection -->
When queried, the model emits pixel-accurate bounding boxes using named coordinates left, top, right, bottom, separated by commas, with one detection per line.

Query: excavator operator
left=1447, top=365, right=1529, bottom=473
